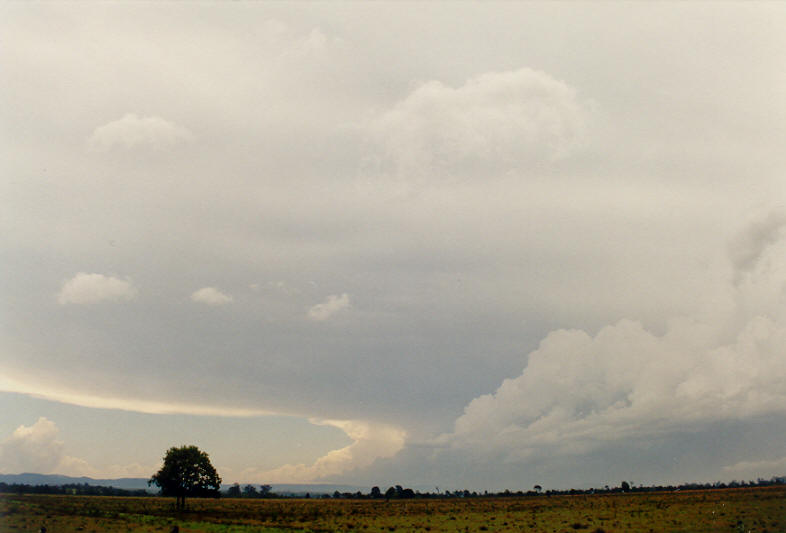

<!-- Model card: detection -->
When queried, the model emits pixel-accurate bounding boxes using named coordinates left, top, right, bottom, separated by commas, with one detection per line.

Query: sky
left=2, top=2, right=786, bottom=491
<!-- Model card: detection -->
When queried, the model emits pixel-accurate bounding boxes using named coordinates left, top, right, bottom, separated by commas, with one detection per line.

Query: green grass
left=2, top=486, right=785, bottom=532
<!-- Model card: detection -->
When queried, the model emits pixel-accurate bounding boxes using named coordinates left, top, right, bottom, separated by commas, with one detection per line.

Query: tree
left=620, top=481, right=631, bottom=492
left=227, top=484, right=241, bottom=498
left=243, top=484, right=258, bottom=497
left=533, top=484, right=542, bottom=494
left=370, top=486, right=382, bottom=499
left=149, top=445, right=222, bottom=509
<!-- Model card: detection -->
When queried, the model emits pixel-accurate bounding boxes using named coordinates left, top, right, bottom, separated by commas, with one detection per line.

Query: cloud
left=88, top=113, right=195, bottom=151
left=55, top=456, right=154, bottom=479
left=0, top=417, right=64, bottom=474
left=191, top=287, right=234, bottom=306
left=369, top=67, right=586, bottom=178
left=723, top=456, right=786, bottom=479
left=728, top=209, right=786, bottom=285
left=0, top=374, right=274, bottom=417
left=266, top=281, right=300, bottom=296
left=3, top=4, right=784, bottom=490
left=57, top=273, right=138, bottom=305
left=439, top=210, right=786, bottom=465
left=441, top=315, right=786, bottom=462
left=239, top=419, right=406, bottom=483
left=0, top=417, right=154, bottom=477
left=307, top=293, right=350, bottom=321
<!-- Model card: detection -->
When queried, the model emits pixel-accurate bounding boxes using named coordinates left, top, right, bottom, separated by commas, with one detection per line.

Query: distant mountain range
left=0, top=473, right=374, bottom=495
left=0, top=473, right=152, bottom=490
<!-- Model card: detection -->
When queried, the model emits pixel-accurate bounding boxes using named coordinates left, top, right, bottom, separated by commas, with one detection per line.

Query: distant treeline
left=225, top=476, right=786, bottom=500
left=4, top=476, right=785, bottom=499
left=0, top=482, right=151, bottom=497
left=405, top=476, right=786, bottom=500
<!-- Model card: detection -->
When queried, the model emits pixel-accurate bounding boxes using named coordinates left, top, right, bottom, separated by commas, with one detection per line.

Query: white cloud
left=440, top=210, right=786, bottom=463
left=308, top=293, right=350, bottom=321
left=0, top=374, right=274, bottom=417
left=57, top=273, right=138, bottom=305
left=0, top=417, right=64, bottom=473
left=191, top=287, right=234, bottom=306
left=88, top=113, right=194, bottom=151
left=369, top=67, right=586, bottom=178
left=239, top=419, right=406, bottom=483
left=0, top=417, right=155, bottom=477
left=445, top=317, right=786, bottom=459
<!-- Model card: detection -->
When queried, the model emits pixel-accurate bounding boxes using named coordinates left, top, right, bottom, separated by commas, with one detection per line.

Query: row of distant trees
left=220, top=478, right=786, bottom=501
left=225, top=483, right=273, bottom=498
left=319, top=477, right=786, bottom=500
left=6, top=476, right=785, bottom=501
left=148, top=446, right=786, bottom=507
left=0, top=482, right=149, bottom=497
left=13, top=445, right=784, bottom=508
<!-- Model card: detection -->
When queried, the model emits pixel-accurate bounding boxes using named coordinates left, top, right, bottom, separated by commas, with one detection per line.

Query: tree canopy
left=149, top=445, right=222, bottom=509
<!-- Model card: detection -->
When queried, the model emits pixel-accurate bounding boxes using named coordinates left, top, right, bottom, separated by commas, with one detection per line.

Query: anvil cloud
left=2, top=2, right=786, bottom=488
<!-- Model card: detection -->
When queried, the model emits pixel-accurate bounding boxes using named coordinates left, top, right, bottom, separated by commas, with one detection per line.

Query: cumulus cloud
left=88, top=113, right=195, bottom=151
left=57, top=273, right=138, bottom=305
left=0, top=417, right=154, bottom=477
left=308, top=293, right=350, bottom=321
left=440, top=210, right=786, bottom=464
left=239, top=419, right=406, bottom=483
left=191, top=287, right=234, bottom=306
left=0, top=417, right=64, bottom=473
left=369, top=67, right=586, bottom=178
left=442, top=317, right=786, bottom=460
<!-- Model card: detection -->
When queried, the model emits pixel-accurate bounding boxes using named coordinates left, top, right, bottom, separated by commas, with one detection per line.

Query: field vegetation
left=2, top=486, right=785, bottom=533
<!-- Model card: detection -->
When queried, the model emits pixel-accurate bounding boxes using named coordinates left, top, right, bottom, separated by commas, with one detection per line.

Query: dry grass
left=2, top=486, right=785, bottom=532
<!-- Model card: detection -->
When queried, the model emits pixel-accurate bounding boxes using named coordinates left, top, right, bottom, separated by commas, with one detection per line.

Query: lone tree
left=149, top=445, right=222, bottom=509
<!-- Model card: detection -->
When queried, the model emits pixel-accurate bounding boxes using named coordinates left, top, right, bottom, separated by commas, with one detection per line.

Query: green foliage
left=149, top=445, right=221, bottom=508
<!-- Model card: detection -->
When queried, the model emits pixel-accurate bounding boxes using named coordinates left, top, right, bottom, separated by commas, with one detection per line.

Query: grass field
left=2, top=486, right=785, bottom=533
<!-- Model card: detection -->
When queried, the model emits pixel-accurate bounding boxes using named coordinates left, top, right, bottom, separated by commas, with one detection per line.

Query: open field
left=2, top=486, right=785, bottom=533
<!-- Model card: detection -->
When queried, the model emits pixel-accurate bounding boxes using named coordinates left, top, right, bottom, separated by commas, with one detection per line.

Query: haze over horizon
left=2, top=2, right=786, bottom=491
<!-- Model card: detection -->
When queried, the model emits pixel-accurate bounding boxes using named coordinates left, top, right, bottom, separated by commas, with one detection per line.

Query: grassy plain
left=2, top=486, right=785, bottom=533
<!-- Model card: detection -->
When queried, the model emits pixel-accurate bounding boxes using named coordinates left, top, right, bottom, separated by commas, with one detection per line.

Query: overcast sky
left=2, top=2, right=786, bottom=490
